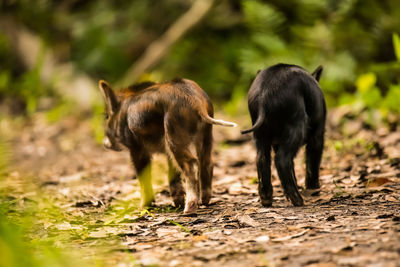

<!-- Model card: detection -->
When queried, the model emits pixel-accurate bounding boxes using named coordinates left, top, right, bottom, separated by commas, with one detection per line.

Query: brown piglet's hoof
left=184, top=200, right=198, bottom=214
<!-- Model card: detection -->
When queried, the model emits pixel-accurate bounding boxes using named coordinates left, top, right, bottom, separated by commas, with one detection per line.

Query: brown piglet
left=99, top=78, right=237, bottom=214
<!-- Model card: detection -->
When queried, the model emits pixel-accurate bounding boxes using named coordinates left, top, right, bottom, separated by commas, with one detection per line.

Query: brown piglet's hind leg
left=170, top=149, right=199, bottom=214
left=164, top=117, right=200, bottom=214
left=198, top=123, right=213, bottom=205
left=168, top=159, right=185, bottom=208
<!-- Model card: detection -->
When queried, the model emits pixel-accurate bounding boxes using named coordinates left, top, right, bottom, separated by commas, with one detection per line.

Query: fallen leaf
left=214, top=175, right=239, bottom=186
left=59, top=172, right=85, bottom=183
left=284, top=216, right=299, bottom=220
left=332, top=245, right=354, bottom=255
left=223, top=230, right=233, bottom=235
left=384, top=195, right=398, bottom=202
left=89, top=230, right=108, bottom=238
left=223, top=224, right=238, bottom=229
left=307, top=263, right=338, bottom=267
left=255, top=235, right=270, bottom=243
left=376, top=213, right=394, bottom=219
left=169, top=259, right=182, bottom=267
left=271, top=230, right=309, bottom=242
left=244, top=208, right=259, bottom=214
left=228, top=182, right=244, bottom=195
left=55, top=222, right=72, bottom=230
left=366, top=177, right=392, bottom=187
left=156, top=228, right=179, bottom=238
left=138, top=256, right=159, bottom=266
left=134, top=243, right=154, bottom=250
left=192, top=235, right=209, bottom=242
left=237, top=214, right=259, bottom=227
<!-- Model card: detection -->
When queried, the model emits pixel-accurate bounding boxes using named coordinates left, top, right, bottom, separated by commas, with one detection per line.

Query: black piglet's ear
left=311, top=65, right=323, bottom=82
left=98, top=80, right=119, bottom=114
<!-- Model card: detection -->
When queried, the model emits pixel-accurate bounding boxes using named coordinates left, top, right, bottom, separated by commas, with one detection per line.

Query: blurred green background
left=0, top=1, right=400, bottom=266
left=0, top=0, right=399, bottom=117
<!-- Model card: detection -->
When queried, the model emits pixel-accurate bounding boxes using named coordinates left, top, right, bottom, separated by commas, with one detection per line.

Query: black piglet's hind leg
left=305, top=127, right=324, bottom=189
left=255, top=137, right=273, bottom=206
left=274, top=145, right=304, bottom=207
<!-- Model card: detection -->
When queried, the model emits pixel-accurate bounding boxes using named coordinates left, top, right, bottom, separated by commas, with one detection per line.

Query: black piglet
left=242, top=63, right=326, bottom=207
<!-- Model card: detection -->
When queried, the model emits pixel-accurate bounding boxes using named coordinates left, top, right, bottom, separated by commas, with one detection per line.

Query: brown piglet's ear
left=311, top=66, right=323, bottom=82
left=98, top=80, right=119, bottom=114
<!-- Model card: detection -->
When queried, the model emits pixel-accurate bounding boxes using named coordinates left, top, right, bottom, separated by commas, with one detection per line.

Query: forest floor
left=2, top=108, right=400, bottom=267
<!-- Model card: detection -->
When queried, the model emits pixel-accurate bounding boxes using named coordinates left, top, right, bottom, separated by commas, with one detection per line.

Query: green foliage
left=355, top=72, right=399, bottom=113
left=242, top=0, right=286, bottom=34
left=0, top=171, right=142, bottom=266
left=356, top=72, right=382, bottom=109
left=91, top=104, right=106, bottom=145
left=333, top=179, right=351, bottom=199
left=0, top=72, right=10, bottom=91
left=0, top=139, right=92, bottom=266
left=334, top=141, right=344, bottom=152
left=336, top=32, right=400, bottom=123
left=19, top=69, right=45, bottom=114
left=69, top=0, right=185, bottom=83
left=168, top=220, right=191, bottom=233
left=158, top=0, right=396, bottom=107
left=45, top=101, right=75, bottom=123
left=0, top=35, right=54, bottom=115
left=0, top=139, right=9, bottom=177
left=0, top=139, right=68, bottom=267
left=0, top=196, right=91, bottom=267
left=392, top=33, right=400, bottom=62
left=1, top=0, right=400, bottom=114
left=0, top=215, right=81, bottom=267
left=383, top=84, right=400, bottom=112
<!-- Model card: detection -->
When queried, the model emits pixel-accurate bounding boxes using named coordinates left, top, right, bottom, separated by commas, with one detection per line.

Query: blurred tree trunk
left=119, top=0, right=215, bottom=86
left=0, top=17, right=99, bottom=110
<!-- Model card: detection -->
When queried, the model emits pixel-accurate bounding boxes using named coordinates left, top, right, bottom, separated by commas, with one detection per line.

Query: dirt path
left=5, top=111, right=400, bottom=266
